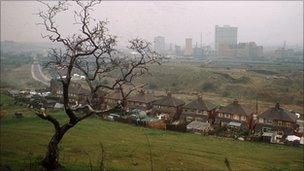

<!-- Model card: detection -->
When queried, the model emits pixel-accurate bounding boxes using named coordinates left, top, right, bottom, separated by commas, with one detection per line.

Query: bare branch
left=35, top=111, right=60, bottom=131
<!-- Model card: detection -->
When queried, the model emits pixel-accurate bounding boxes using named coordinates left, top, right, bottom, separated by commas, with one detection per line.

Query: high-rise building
left=175, top=45, right=182, bottom=56
left=184, top=38, right=193, bottom=56
left=193, top=42, right=203, bottom=59
left=215, top=25, right=238, bottom=57
left=154, top=36, right=165, bottom=54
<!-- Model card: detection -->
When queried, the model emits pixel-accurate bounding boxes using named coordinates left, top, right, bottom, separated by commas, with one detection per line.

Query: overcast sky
left=1, top=1, right=303, bottom=48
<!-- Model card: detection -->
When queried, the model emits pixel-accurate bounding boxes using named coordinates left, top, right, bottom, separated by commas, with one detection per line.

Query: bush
left=201, top=82, right=217, bottom=92
left=148, top=82, right=158, bottom=89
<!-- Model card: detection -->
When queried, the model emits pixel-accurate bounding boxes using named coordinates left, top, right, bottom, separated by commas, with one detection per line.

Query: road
left=31, top=61, right=50, bottom=86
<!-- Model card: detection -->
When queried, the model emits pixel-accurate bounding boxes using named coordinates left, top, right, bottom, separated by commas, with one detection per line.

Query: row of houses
left=103, top=89, right=301, bottom=136
left=7, top=84, right=303, bottom=144
left=48, top=78, right=303, bottom=138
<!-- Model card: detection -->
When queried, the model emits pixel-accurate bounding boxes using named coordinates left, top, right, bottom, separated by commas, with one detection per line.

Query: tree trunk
left=41, top=126, right=72, bottom=169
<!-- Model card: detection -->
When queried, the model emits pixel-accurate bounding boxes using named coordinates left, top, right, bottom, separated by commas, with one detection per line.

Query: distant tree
left=201, top=82, right=217, bottom=92
left=36, top=1, right=162, bottom=169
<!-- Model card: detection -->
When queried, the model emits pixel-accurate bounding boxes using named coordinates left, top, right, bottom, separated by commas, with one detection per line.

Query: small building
left=128, top=90, right=157, bottom=110
left=105, top=89, right=127, bottom=108
left=182, top=95, right=217, bottom=123
left=256, top=103, right=298, bottom=135
left=186, top=121, right=211, bottom=133
left=152, top=92, right=185, bottom=121
left=261, top=132, right=279, bottom=144
left=215, top=99, right=253, bottom=129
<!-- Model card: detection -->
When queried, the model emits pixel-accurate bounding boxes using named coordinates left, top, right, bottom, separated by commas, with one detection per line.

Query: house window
left=277, top=130, right=283, bottom=135
left=196, top=117, right=203, bottom=122
left=203, top=111, right=208, bottom=115
left=262, top=127, right=271, bottom=132
left=259, top=118, right=264, bottom=123
left=241, top=116, right=246, bottom=121
left=233, top=115, right=239, bottom=120
left=218, top=113, right=222, bottom=117
left=197, top=110, right=202, bottom=114
left=186, top=116, right=193, bottom=122
left=277, top=121, right=283, bottom=126
left=225, top=114, right=230, bottom=118
left=286, top=122, right=291, bottom=127
left=266, top=120, right=273, bottom=124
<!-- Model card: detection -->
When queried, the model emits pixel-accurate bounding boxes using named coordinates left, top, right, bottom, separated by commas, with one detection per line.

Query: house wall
left=156, top=106, right=177, bottom=115
left=217, top=112, right=247, bottom=122
left=258, top=118, right=296, bottom=128
left=128, top=101, right=149, bottom=108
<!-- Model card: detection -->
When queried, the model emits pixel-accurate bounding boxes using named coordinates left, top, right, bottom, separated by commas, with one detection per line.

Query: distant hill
left=0, top=41, right=59, bottom=55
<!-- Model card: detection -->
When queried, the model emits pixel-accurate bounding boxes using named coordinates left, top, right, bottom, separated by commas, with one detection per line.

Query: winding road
left=31, top=60, right=50, bottom=86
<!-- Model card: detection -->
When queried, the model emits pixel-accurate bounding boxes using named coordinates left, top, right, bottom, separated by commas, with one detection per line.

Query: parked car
left=107, top=113, right=121, bottom=121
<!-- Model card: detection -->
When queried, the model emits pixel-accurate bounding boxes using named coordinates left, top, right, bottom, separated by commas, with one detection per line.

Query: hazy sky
left=1, top=1, right=303, bottom=47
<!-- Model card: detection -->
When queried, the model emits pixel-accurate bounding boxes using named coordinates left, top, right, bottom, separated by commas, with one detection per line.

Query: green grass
left=1, top=94, right=303, bottom=170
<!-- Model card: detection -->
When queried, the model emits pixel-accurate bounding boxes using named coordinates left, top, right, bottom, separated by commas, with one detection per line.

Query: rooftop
left=218, top=99, right=253, bottom=116
left=258, top=103, right=297, bottom=122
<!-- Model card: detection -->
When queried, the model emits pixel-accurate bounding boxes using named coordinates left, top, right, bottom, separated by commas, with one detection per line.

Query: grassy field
left=1, top=94, right=303, bottom=171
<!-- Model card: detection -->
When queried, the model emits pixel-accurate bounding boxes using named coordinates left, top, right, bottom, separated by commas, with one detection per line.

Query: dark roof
left=152, top=92, right=185, bottom=107
left=218, top=99, right=253, bottom=116
left=258, top=103, right=297, bottom=122
left=128, top=90, right=156, bottom=103
left=184, top=96, right=217, bottom=111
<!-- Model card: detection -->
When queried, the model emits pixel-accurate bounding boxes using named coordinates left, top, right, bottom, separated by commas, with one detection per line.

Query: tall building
left=193, top=43, right=203, bottom=59
left=175, top=45, right=182, bottom=56
left=215, top=25, right=238, bottom=57
left=154, top=36, right=165, bottom=54
left=184, top=38, right=193, bottom=56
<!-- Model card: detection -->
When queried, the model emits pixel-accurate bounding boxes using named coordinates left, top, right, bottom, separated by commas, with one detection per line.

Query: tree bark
left=41, top=125, right=73, bottom=169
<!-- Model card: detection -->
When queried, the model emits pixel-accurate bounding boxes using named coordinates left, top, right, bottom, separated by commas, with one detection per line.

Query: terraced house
left=105, top=89, right=126, bottom=107
left=216, top=99, right=254, bottom=129
left=256, top=103, right=298, bottom=134
left=182, top=95, right=217, bottom=123
left=152, top=92, right=185, bottom=121
left=128, top=90, right=156, bottom=110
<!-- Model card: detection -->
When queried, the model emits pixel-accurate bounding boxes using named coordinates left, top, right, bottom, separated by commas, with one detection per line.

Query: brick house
left=128, top=90, right=157, bottom=110
left=181, top=95, right=217, bottom=123
left=215, top=99, right=254, bottom=129
left=255, top=103, right=298, bottom=135
left=152, top=92, right=185, bottom=121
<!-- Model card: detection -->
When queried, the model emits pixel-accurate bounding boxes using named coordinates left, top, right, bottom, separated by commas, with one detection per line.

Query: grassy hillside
left=0, top=50, right=46, bottom=90
left=135, top=63, right=303, bottom=107
left=1, top=94, right=303, bottom=170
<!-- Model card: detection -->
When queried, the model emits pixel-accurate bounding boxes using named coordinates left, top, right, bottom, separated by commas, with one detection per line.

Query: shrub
left=201, top=82, right=217, bottom=92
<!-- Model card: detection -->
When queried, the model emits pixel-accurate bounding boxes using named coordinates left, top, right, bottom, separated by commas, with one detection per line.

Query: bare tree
left=36, top=0, right=162, bottom=169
